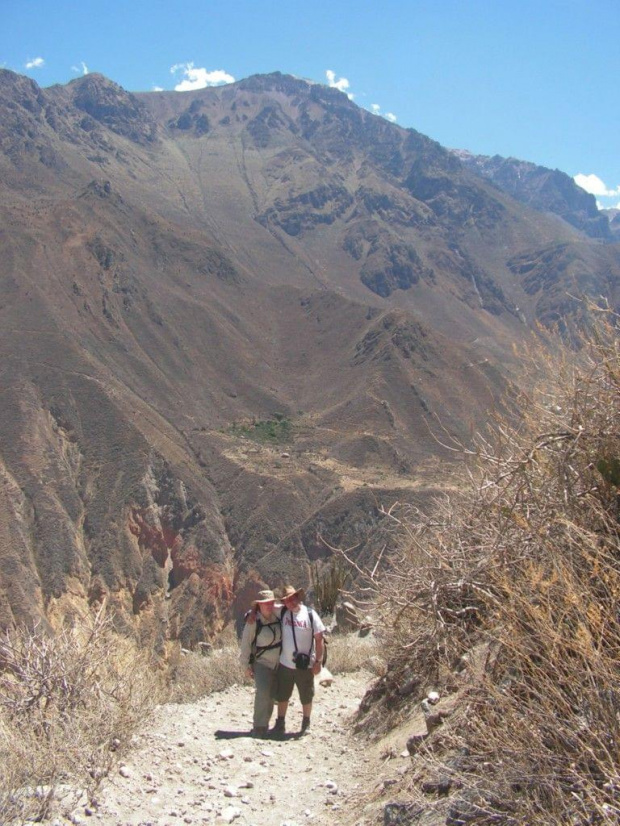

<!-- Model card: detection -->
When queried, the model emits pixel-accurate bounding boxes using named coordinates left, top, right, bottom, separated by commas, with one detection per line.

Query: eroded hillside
left=0, top=68, right=618, bottom=642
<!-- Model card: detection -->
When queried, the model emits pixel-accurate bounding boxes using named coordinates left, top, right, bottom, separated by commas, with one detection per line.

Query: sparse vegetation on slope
left=228, top=414, right=294, bottom=445
left=356, top=309, right=620, bottom=824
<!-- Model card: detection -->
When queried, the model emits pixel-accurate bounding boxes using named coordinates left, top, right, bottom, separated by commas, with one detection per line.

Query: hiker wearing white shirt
left=272, top=584, right=325, bottom=737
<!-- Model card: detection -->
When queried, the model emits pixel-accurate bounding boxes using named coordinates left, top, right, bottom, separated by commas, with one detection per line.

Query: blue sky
left=3, top=0, right=619, bottom=208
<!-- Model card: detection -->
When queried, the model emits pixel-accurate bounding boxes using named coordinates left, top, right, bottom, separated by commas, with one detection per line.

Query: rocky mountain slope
left=453, top=148, right=612, bottom=240
left=1, top=69, right=618, bottom=644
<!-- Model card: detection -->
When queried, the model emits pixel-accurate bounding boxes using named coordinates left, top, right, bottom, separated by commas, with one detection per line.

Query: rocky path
left=90, top=672, right=378, bottom=826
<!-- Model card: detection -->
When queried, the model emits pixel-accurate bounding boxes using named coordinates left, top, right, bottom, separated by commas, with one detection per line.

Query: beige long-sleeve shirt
left=239, top=611, right=282, bottom=670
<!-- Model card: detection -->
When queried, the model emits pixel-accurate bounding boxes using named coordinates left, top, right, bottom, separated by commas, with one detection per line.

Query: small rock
left=425, top=712, right=444, bottom=734
left=218, top=806, right=241, bottom=823
left=334, top=601, right=361, bottom=633
left=118, top=766, right=131, bottom=778
left=406, top=732, right=427, bottom=754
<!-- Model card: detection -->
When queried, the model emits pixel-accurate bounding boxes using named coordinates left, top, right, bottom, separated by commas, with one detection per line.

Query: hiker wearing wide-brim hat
left=254, top=589, right=279, bottom=607
left=280, top=584, right=306, bottom=601
left=272, top=584, right=325, bottom=738
left=239, top=589, right=282, bottom=737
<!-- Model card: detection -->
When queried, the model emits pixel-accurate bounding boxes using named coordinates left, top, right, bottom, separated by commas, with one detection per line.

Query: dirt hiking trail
left=89, top=671, right=389, bottom=826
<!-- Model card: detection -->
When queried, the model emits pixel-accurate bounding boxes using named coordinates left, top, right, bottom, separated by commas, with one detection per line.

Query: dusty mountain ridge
left=453, top=148, right=611, bottom=241
left=0, top=68, right=618, bottom=641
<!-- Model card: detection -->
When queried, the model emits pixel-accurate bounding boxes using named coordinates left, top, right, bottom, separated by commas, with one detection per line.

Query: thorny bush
left=0, top=605, right=162, bottom=824
left=353, top=309, right=620, bottom=824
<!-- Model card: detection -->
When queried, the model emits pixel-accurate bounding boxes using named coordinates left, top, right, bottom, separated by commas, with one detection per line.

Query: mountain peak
left=59, top=71, right=157, bottom=144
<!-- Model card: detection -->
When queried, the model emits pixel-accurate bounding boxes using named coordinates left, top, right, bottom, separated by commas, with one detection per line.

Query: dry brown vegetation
left=0, top=606, right=163, bottom=825
left=167, top=629, right=245, bottom=704
left=353, top=310, right=620, bottom=824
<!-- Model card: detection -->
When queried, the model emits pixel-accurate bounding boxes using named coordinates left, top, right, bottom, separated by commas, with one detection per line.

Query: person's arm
left=312, top=631, right=324, bottom=674
left=239, top=621, right=255, bottom=677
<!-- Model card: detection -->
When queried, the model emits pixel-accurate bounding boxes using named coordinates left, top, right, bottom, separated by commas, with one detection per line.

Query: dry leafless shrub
left=356, top=309, right=620, bottom=823
left=0, top=605, right=162, bottom=824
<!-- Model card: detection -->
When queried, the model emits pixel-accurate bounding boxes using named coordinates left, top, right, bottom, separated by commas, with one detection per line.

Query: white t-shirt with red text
left=280, top=604, right=325, bottom=669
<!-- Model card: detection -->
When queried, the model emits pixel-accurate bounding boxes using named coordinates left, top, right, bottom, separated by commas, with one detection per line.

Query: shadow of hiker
left=214, top=729, right=254, bottom=739
left=214, top=729, right=305, bottom=741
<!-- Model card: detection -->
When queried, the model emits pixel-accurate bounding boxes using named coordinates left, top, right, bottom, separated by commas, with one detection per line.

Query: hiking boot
left=301, top=716, right=311, bottom=734
left=272, top=716, right=286, bottom=738
left=251, top=726, right=268, bottom=738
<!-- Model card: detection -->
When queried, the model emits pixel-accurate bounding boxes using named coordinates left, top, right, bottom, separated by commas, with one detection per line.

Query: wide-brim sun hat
left=281, top=584, right=305, bottom=601
left=254, top=589, right=276, bottom=605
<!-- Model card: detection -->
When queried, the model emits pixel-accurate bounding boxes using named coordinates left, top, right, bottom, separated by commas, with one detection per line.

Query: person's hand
left=312, top=661, right=322, bottom=675
left=246, top=666, right=254, bottom=679
left=246, top=609, right=257, bottom=624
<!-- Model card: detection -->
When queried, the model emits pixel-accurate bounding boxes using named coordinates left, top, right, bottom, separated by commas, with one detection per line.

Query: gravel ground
left=81, top=672, right=377, bottom=826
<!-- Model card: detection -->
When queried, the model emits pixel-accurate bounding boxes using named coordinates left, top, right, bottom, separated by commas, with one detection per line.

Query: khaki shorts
left=274, top=664, right=315, bottom=705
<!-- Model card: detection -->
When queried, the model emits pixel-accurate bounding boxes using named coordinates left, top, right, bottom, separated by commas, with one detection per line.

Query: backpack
left=281, top=606, right=328, bottom=666
left=249, top=615, right=281, bottom=665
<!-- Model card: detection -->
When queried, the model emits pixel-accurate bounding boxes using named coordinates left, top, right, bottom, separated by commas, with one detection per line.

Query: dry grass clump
left=0, top=606, right=162, bottom=824
left=168, top=644, right=245, bottom=703
left=359, top=310, right=620, bottom=823
left=327, top=631, right=386, bottom=676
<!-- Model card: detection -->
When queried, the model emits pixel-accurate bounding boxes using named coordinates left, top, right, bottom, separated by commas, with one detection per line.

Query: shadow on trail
left=214, top=730, right=253, bottom=739
left=214, top=729, right=305, bottom=741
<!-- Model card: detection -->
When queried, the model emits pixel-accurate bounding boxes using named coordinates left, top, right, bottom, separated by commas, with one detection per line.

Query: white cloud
left=152, top=86, right=164, bottom=92
left=326, top=69, right=354, bottom=99
left=368, top=102, right=397, bottom=123
left=25, top=57, right=44, bottom=69
left=574, top=173, right=620, bottom=197
left=170, top=63, right=234, bottom=91
left=71, top=61, right=89, bottom=75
